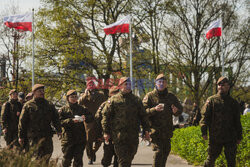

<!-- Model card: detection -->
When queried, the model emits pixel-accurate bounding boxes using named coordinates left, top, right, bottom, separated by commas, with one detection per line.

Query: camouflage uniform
left=1, top=99, right=22, bottom=148
left=78, top=89, right=107, bottom=162
left=102, top=91, right=150, bottom=167
left=95, top=101, right=118, bottom=167
left=18, top=97, right=62, bottom=162
left=200, top=93, right=242, bottom=167
left=59, top=101, right=93, bottom=167
left=143, top=88, right=183, bottom=167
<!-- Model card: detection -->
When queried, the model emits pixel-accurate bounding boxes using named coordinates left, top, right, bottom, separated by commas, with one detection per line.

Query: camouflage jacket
left=102, top=91, right=150, bottom=144
left=1, top=99, right=22, bottom=131
left=78, top=89, right=107, bottom=116
left=200, top=93, right=242, bottom=143
left=143, top=88, right=183, bottom=139
left=18, top=98, right=62, bottom=139
left=59, top=103, right=93, bottom=144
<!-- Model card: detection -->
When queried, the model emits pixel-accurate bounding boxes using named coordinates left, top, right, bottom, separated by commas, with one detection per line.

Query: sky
left=0, top=0, right=41, bottom=14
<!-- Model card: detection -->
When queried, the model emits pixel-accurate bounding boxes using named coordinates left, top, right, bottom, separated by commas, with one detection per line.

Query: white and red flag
left=206, top=18, right=222, bottom=40
left=104, top=16, right=130, bottom=35
left=3, top=13, right=32, bottom=32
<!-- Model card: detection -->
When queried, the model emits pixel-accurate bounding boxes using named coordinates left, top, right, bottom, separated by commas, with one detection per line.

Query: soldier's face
left=33, top=88, right=45, bottom=99
left=120, top=81, right=131, bottom=93
left=10, top=92, right=18, bottom=100
left=155, top=79, right=167, bottom=91
left=68, top=95, right=78, bottom=104
left=218, top=82, right=230, bottom=94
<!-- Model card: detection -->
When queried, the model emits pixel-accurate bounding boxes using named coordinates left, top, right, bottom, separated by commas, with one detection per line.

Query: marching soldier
left=1, top=89, right=22, bottom=149
left=95, top=86, right=119, bottom=167
left=78, top=79, right=107, bottom=164
left=18, top=84, right=62, bottom=163
left=59, top=90, right=93, bottom=167
left=102, top=77, right=150, bottom=167
left=200, top=77, right=242, bottom=167
left=143, top=74, right=183, bottom=167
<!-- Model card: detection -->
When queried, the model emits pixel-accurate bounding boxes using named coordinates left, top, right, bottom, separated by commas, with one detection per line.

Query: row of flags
left=3, top=12, right=222, bottom=39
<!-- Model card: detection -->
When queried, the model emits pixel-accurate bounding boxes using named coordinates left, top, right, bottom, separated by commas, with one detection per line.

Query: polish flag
left=104, top=16, right=130, bottom=35
left=206, top=19, right=222, bottom=40
left=3, top=13, right=32, bottom=32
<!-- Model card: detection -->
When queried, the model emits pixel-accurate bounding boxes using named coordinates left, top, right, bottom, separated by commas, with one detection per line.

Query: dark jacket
left=1, top=99, right=22, bottom=132
left=143, top=88, right=183, bottom=140
left=18, top=98, right=62, bottom=139
left=59, top=102, right=93, bottom=144
left=102, top=91, right=150, bottom=144
left=200, top=93, right=243, bottom=143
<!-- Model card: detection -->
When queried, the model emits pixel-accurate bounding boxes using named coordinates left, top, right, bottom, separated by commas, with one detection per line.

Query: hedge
left=171, top=114, right=250, bottom=167
left=0, top=147, right=58, bottom=167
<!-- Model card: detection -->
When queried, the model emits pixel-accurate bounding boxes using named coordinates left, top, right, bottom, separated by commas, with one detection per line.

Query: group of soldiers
left=0, top=74, right=243, bottom=167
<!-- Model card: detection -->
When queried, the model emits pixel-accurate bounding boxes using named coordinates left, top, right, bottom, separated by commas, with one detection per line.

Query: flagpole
left=221, top=17, right=224, bottom=76
left=129, top=16, right=133, bottom=90
left=32, top=8, right=35, bottom=87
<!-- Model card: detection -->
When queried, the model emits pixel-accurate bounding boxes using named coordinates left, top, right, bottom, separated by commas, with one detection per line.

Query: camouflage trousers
left=102, top=140, right=118, bottom=167
left=151, top=138, right=171, bottom=167
left=204, top=141, right=237, bottom=167
left=4, top=130, right=19, bottom=149
left=61, top=142, right=86, bottom=167
left=114, top=142, right=138, bottom=167
left=29, top=136, right=53, bottom=164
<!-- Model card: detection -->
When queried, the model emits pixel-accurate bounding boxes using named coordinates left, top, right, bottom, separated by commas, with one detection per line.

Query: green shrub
left=0, top=147, right=58, bottom=167
left=171, top=114, right=250, bottom=166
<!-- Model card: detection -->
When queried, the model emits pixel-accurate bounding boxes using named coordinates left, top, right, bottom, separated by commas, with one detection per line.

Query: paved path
left=1, top=135, right=197, bottom=167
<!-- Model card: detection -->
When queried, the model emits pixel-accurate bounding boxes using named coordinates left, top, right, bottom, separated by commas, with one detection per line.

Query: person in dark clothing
left=18, top=84, right=62, bottom=163
left=200, top=77, right=242, bottom=167
left=1, top=89, right=22, bottom=149
left=59, top=90, right=93, bottom=167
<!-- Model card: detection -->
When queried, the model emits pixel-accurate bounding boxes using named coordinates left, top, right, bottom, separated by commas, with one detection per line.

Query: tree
left=34, top=0, right=136, bottom=100
left=0, top=4, right=32, bottom=98
left=133, top=0, right=170, bottom=75
left=163, top=0, right=249, bottom=105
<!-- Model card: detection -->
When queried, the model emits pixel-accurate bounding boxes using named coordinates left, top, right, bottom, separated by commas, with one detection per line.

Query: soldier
left=25, top=92, right=33, bottom=101
left=78, top=79, right=107, bottom=164
left=142, top=74, right=183, bottom=167
left=200, top=77, right=242, bottom=167
left=1, top=89, right=22, bottom=149
left=18, top=84, right=62, bottom=163
left=18, top=92, right=25, bottom=105
left=102, top=77, right=150, bottom=167
left=95, top=86, right=119, bottom=167
left=59, top=90, right=93, bottom=167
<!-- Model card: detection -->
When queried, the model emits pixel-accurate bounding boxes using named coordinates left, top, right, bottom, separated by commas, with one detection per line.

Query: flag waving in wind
left=104, top=16, right=130, bottom=35
left=3, top=13, right=32, bottom=32
left=206, top=18, right=222, bottom=40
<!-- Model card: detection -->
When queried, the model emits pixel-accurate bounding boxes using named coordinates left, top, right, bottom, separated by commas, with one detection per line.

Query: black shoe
left=88, top=160, right=93, bottom=165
